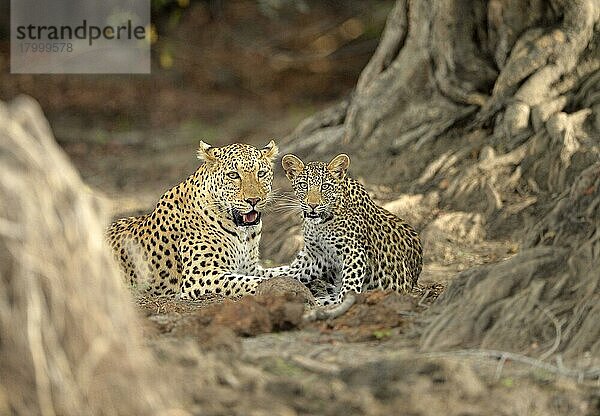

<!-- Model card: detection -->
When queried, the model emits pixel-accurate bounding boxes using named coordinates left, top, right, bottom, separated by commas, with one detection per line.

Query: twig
left=289, top=354, right=341, bottom=375
left=303, top=292, right=356, bottom=322
left=494, top=354, right=507, bottom=381
left=307, top=345, right=332, bottom=359
left=537, top=305, right=562, bottom=361
left=423, top=349, right=600, bottom=382
left=418, top=289, right=431, bottom=307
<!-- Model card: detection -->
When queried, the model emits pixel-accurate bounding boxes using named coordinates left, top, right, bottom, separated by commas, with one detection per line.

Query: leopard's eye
left=321, top=183, right=333, bottom=191
left=227, top=172, right=240, bottom=179
left=296, top=182, right=308, bottom=192
left=257, top=170, right=268, bottom=178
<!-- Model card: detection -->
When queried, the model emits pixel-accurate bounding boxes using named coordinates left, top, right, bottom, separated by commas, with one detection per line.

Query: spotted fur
left=107, top=141, right=278, bottom=299
left=269, top=153, right=423, bottom=305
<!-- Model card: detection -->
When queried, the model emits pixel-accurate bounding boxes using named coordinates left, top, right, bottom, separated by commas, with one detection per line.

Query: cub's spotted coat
left=269, top=154, right=423, bottom=305
left=107, top=141, right=278, bottom=299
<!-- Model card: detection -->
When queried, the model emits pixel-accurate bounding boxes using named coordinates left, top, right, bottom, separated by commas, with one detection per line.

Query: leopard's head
left=281, top=153, right=350, bottom=223
left=198, top=140, right=278, bottom=226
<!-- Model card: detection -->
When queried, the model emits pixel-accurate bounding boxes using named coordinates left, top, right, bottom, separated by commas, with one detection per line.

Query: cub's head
left=281, top=153, right=350, bottom=223
left=198, top=140, right=278, bottom=227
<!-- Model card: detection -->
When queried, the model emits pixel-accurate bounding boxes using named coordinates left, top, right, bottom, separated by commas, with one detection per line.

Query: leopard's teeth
left=243, top=211, right=258, bottom=223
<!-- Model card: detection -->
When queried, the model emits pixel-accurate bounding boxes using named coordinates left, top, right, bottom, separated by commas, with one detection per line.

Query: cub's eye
left=296, top=182, right=308, bottom=192
left=321, top=183, right=333, bottom=191
left=227, top=172, right=240, bottom=179
left=257, top=170, right=268, bottom=178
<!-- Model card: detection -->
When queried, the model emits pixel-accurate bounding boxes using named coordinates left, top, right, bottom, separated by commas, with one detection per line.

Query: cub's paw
left=315, top=294, right=337, bottom=306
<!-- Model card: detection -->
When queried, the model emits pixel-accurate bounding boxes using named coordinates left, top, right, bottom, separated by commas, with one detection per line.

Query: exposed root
left=420, top=160, right=600, bottom=366
left=478, top=0, right=599, bottom=131
left=354, top=0, right=408, bottom=92
left=423, top=349, right=600, bottom=382
left=281, top=99, right=348, bottom=155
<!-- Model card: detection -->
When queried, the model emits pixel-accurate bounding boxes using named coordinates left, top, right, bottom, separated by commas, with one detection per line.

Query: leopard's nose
left=245, top=198, right=261, bottom=207
left=308, top=203, right=319, bottom=210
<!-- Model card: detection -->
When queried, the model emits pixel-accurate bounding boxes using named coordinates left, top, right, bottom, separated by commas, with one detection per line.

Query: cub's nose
left=308, top=203, right=319, bottom=210
left=245, top=198, right=261, bottom=207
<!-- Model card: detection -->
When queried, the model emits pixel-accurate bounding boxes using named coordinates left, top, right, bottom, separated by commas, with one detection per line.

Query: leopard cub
left=268, top=153, right=422, bottom=305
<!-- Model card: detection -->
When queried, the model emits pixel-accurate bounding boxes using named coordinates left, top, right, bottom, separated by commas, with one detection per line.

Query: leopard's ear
left=327, top=154, right=350, bottom=180
left=261, top=140, right=279, bottom=161
left=197, top=140, right=217, bottom=163
left=281, top=154, right=304, bottom=181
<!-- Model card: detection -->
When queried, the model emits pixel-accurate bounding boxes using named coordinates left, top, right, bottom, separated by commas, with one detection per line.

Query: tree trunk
left=266, top=0, right=600, bottom=366
left=0, top=97, right=177, bottom=415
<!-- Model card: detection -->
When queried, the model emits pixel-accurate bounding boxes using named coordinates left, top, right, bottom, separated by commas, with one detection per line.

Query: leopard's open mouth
left=304, top=211, right=334, bottom=223
left=232, top=209, right=262, bottom=227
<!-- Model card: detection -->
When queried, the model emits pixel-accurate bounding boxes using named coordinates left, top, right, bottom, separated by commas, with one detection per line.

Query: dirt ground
left=2, top=1, right=598, bottom=414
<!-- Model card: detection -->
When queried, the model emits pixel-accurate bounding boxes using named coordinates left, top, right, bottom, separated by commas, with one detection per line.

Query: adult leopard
left=107, top=141, right=278, bottom=299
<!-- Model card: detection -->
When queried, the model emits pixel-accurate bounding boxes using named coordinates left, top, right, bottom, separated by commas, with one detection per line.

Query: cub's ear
left=327, top=154, right=350, bottom=180
left=281, top=154, right=304, bottom=181
left=261, top=140, right=279, bottom=161
left=197, top=140, right=217, bottom=163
